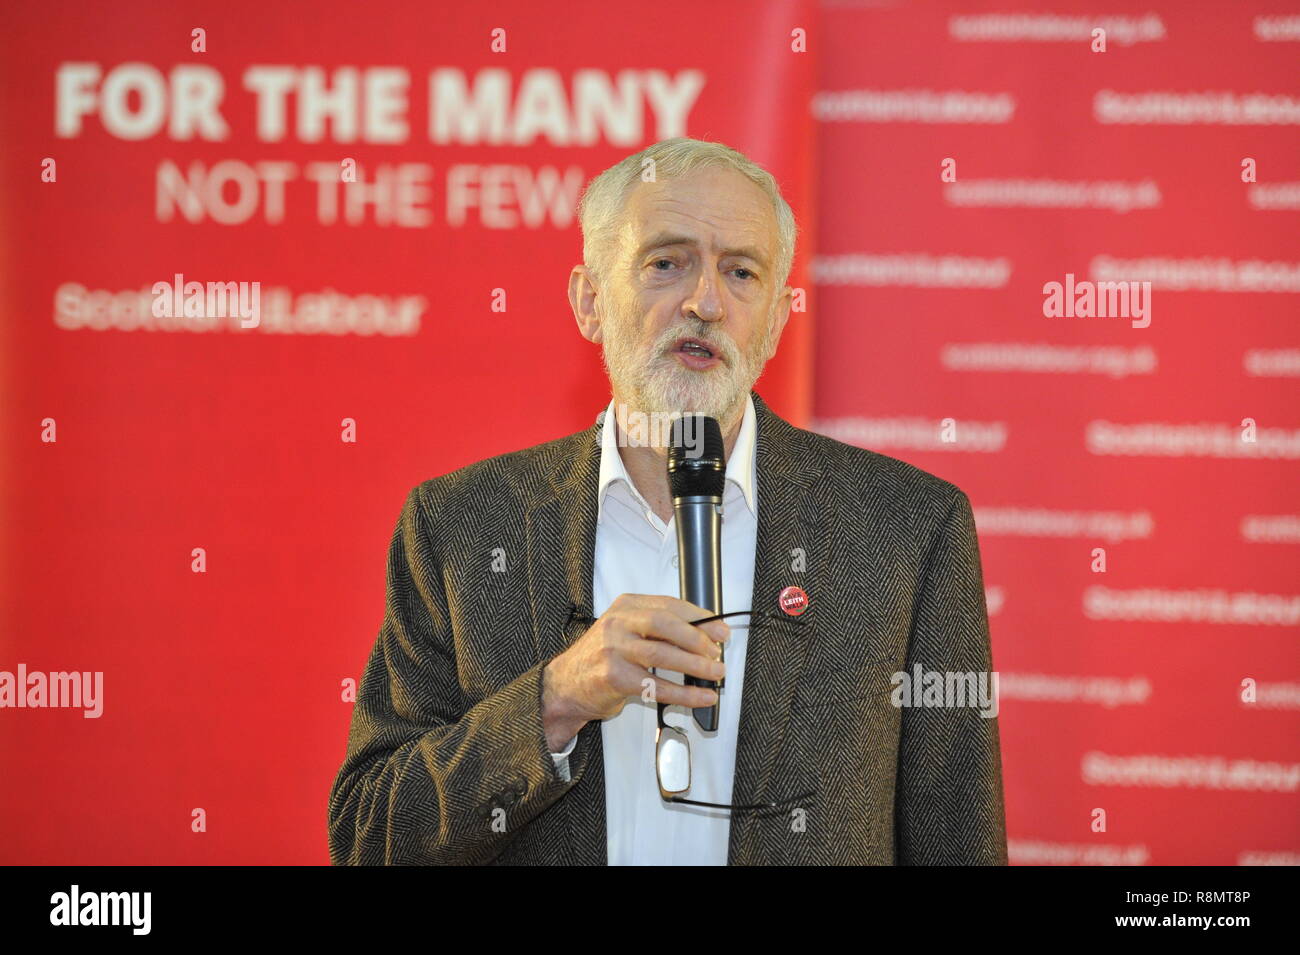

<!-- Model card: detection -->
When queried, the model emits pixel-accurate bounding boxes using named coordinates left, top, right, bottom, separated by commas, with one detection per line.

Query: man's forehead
left=620, top=171, right=776, bottom=260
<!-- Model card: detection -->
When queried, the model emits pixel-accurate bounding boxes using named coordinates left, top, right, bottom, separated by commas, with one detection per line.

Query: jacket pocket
left=793, top=658, right=902, bottom=710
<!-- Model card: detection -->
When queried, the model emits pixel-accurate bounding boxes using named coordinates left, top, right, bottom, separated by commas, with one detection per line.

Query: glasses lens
left=656, top=727, right=690, bottom=795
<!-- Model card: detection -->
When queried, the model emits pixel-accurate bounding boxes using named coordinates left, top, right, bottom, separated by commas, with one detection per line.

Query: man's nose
left=683, top=265, right=725, bottom=323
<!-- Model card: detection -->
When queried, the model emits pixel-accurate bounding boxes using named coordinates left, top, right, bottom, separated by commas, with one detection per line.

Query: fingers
left=617, top=594, right=730, bottom=644
left=629, top=633, right=725, bottom=683
left=675, top=599, right=732, bottom=645
left=617, top=608, right=726, bottom=679
left=613, top=593, right=731, bottom=644
left=596, top=595, right=734, bottom=706
left=628, top=604, right=722, bottom=654
left=648, top=674, right=719, bottom=709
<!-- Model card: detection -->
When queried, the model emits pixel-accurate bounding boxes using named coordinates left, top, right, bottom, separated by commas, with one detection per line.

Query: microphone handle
left=675, top=494, right=723, bottom=731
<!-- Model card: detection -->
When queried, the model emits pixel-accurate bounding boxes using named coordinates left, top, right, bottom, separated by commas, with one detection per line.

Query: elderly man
left=327, top=137, right=1008, bottom=865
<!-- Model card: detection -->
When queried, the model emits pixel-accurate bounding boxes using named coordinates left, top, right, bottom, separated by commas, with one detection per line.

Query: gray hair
left=577, top=137, right=798, bottom=292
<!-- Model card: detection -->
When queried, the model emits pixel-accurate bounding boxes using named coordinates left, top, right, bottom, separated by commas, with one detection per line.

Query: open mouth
left=673, top=337, right=718, bottom=360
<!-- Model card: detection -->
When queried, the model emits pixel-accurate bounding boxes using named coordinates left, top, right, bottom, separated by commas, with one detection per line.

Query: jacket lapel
left=727, top=391, right=828, bottom=864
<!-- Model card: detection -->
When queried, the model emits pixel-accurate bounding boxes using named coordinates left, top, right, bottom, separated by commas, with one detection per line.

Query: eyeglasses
left=654, top=609, right=815, bottom=815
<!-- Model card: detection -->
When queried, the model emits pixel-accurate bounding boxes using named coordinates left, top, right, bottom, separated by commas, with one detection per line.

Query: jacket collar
left=594, top=393, right=759, bottom=524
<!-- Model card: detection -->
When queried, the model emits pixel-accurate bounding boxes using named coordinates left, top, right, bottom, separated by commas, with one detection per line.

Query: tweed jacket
left=327, top=390, right=1008, bottom=865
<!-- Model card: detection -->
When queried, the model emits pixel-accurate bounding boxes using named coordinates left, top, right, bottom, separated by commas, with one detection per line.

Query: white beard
left=600, top=301, right=773, bottom=430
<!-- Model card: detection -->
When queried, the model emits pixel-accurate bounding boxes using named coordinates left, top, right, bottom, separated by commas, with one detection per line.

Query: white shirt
left=550, top=395, right=759, bottom=865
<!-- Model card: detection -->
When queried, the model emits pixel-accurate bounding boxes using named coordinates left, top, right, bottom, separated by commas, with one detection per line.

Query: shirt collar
left=596, top=394, right=758, bottom=524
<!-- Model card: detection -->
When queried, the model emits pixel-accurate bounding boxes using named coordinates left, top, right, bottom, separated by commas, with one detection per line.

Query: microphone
left=668, top=414, right=725, bottom=732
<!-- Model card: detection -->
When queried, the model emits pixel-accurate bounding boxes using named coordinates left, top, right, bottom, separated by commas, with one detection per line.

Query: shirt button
left=671, top=555, right=679, bottom=568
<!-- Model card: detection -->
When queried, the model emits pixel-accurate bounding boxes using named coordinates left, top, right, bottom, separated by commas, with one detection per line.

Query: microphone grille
left=667, top=414, right=725, bottom=498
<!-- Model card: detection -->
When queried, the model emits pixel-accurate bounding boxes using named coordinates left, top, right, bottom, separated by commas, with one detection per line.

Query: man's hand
left=540, top=594, right=730, bottom=751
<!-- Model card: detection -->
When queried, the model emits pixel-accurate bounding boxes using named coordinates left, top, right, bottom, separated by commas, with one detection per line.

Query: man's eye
left=733, top=268, right=755, bottom=280
left=651, top=259, right=677, bottom=270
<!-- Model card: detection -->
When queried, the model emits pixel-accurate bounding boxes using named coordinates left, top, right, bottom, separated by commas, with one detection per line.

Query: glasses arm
left=664, top=790, right=816, bottom=814
left=687, top=608, right=801, bottom=627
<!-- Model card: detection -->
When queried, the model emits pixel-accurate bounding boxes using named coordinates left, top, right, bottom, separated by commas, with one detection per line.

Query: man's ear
left=568, top=265, right=603, bottom=345
left=765, top=284, right=794, bottom=361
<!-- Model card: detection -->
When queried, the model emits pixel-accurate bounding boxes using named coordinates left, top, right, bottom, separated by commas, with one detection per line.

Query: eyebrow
left=635, top=233, right=771, bottom=268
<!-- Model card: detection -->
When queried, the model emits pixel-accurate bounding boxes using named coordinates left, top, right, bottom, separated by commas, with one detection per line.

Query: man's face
left=584, top=165, right=792, bottom=430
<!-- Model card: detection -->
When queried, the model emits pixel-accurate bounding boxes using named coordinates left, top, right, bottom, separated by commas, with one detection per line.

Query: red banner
left=814, top=0, right=1298, bottom=865
left=0, top=0, right=816, bottom=864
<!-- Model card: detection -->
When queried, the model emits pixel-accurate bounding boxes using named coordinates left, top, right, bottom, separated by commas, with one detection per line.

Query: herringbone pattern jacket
left=327, top=390, right=1008, bottom=865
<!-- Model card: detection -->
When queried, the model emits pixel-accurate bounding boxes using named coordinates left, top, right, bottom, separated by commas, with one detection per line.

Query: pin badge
left=778, top=586, right=808, bottom=616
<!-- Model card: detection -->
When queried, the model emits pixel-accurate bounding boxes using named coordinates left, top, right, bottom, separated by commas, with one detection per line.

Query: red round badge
left=778, top=586, right=809, bottom=616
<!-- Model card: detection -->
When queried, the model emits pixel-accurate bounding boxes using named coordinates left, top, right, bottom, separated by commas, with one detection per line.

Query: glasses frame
left=654, top=609, right=816, bottom=815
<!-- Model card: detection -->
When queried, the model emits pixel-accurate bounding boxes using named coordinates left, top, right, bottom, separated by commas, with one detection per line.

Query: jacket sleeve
left=327, top=484, right=582, bottom=865
left=895, top=488, right=1009, bottom=865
